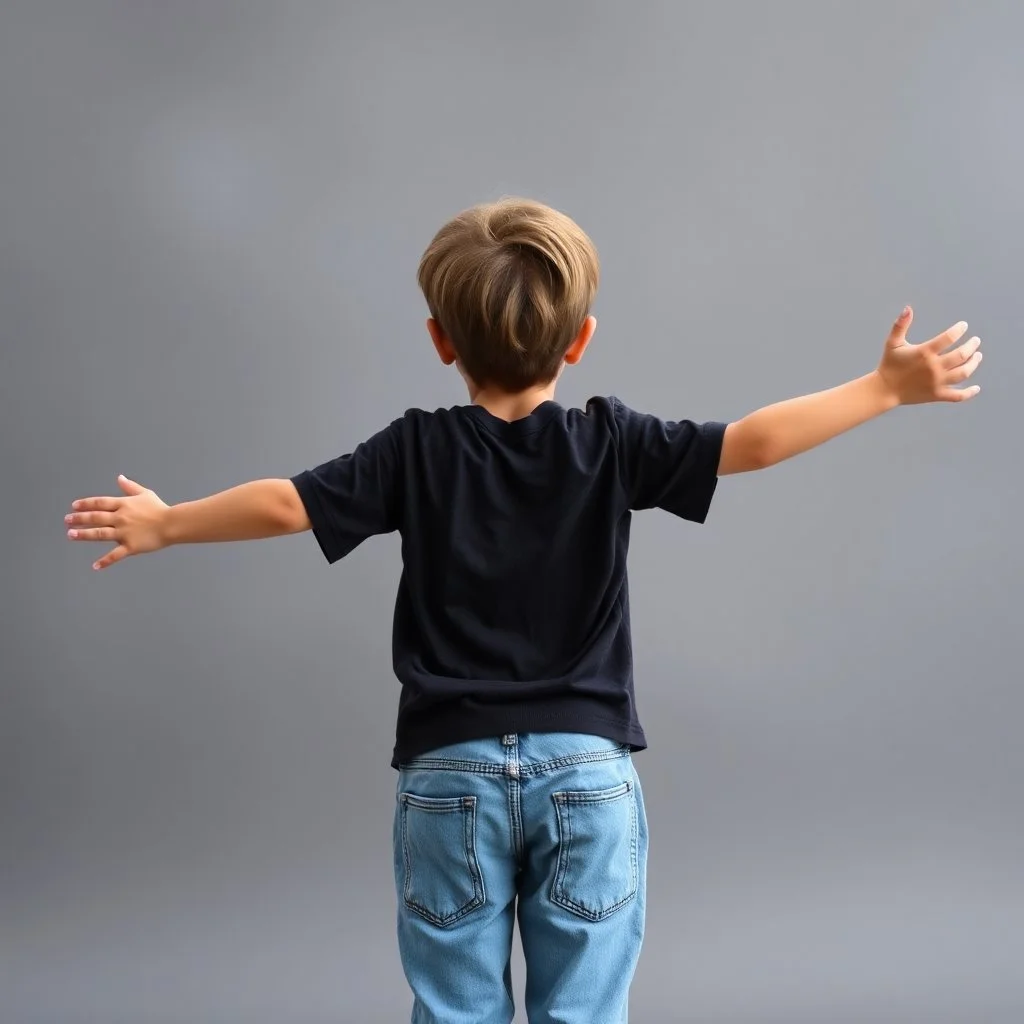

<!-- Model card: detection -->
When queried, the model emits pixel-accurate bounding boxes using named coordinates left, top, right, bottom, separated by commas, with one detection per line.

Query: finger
left=926, top=320, right=969, bottom=352
left=67, top=527, right=119, bottom=542
left=886, top=306, right=914, bottom=348
left=65, top=510, right=116, bottom=527
left=940, top=335, right=981, bottom=368
left=93, top=545, right=129, bottom=570
left=938, top=384, right=981, bottom=402
left=944, top=350, right=983, bottom=383
left=117, top=475, right=146, bottom=496
left=71, top=497, right=121, bottom=513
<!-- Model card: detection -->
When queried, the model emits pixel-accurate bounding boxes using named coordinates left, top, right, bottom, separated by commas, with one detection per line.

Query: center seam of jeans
left=505, top=735, right=524, bottom=863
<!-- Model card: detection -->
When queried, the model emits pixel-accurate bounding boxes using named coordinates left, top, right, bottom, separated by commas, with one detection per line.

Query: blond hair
left=417, top=197, right=600, bottom=391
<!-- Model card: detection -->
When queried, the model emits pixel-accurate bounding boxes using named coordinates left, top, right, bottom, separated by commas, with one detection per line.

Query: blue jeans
left=393, top=732, right=648, bottom=1023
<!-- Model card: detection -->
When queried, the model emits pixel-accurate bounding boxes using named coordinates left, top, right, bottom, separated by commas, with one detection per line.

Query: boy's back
left=66, top=196, right=981, bottom=1023
left=291, top=396, right=724, bottom=765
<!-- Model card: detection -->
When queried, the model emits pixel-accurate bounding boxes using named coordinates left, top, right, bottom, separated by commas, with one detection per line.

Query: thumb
left=117, top=474, right=146, bottom=496
left=886, top=306, right=913, bottom=349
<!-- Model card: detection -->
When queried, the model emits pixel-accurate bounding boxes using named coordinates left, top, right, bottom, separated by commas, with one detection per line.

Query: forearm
left=161, top=479, right=310, bottom=545
left=720, top=370, right=899, bottom=474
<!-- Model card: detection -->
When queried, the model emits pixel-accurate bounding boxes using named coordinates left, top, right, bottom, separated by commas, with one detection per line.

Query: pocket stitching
left=550, top=782, right=638, bottom=922
left=400, top=793, right=486, bottom=928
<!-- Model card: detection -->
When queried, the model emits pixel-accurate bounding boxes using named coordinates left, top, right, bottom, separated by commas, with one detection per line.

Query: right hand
left=876, top=306, right=983, bottom=406
left=66, top=475, right=169, bottom=570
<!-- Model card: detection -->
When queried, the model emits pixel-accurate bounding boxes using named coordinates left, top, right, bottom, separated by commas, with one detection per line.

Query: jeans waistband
left=397, top=731, right=631, bottom=775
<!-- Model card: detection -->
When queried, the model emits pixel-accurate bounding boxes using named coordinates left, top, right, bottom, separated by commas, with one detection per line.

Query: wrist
left=157, top=503, right=179, bottom=547
left=867, top=369, right=903, bottom=412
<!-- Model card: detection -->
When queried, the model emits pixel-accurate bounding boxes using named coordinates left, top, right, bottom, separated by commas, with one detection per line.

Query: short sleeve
left=612, top=398, right=726, bottom=522
left=290, top=420, right=403, bottom=563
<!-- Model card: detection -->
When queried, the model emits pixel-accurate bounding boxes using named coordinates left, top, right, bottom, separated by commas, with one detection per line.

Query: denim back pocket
left=399, top=792, right=486, bottom=928
left=550, top=779, right=638, bottom=921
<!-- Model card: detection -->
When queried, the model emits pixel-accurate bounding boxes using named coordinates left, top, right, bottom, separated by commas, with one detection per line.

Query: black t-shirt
left=291, top=397, right=726, bottom=767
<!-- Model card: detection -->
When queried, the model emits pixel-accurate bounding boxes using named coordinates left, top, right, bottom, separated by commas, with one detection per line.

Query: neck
left=467, top=381, right=558, bottom=422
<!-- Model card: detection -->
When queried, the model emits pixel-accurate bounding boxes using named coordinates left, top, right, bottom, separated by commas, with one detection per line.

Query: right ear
left=427, top=318, right=458, bottom=366
left=563, top=315, right=597, bottom=366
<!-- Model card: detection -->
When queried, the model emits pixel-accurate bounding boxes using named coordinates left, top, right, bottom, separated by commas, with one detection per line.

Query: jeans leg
left=517, top=742, right=648, bottom=1024
left=394, top=755, right=518, bottom=1024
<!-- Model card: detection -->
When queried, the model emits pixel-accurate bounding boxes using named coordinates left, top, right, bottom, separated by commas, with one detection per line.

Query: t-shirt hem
left=290, top=470, right=343, bottom=563
left=678, top=420, right=727, bottom=523
left=391, top=702, right=648, bottom=768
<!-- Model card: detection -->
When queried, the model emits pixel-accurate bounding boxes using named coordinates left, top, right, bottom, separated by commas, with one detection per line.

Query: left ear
left=563, top=315, right=597, bottom=366
left=426, top=317, right=458, bottom=366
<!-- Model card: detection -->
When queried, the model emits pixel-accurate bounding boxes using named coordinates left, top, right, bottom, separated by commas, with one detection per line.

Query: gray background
left=2, top=2, right=1022, bottom=1021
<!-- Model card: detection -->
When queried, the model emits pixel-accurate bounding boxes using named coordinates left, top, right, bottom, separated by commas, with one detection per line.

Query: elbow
left=273, top=479, right=312, bottom=534
left=750, top=439, right=778, bottom=471
left=720, top=422, right=776, bottom=475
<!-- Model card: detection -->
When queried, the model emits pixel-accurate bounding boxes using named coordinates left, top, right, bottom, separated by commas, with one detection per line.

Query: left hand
left=66, top=474, right=169, bottom=570
left=876, top=307, right=983, bottom=405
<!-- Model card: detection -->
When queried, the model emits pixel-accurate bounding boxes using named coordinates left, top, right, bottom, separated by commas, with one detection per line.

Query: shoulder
left=393, top=404, right=474, bottom=430
left=567, top=395, right=624, bottom=423
left=550, top=398, right=626, bottom=458
left=384, top=404, right=481, bottom=448
left=577, top=395, right=641, bottom=435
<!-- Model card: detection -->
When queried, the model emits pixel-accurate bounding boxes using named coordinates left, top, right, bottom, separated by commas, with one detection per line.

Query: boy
left=66, top=198, right=982, bottom=1023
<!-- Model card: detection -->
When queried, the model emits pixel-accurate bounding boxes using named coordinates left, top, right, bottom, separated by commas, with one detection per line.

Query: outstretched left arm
left=718, top=308, right=982, bottom=475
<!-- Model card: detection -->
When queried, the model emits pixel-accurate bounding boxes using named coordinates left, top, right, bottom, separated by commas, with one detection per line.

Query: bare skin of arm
left=718, top=308, right=981, bottom=475
left=66, top=478, right=310, bottom=570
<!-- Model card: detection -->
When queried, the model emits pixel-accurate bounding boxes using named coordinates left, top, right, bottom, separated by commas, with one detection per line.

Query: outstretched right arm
left=66, top=475, right=310, bottom=570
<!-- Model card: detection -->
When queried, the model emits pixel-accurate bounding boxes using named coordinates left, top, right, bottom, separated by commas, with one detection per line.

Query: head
left=417, top=198, right=599, bottom=395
